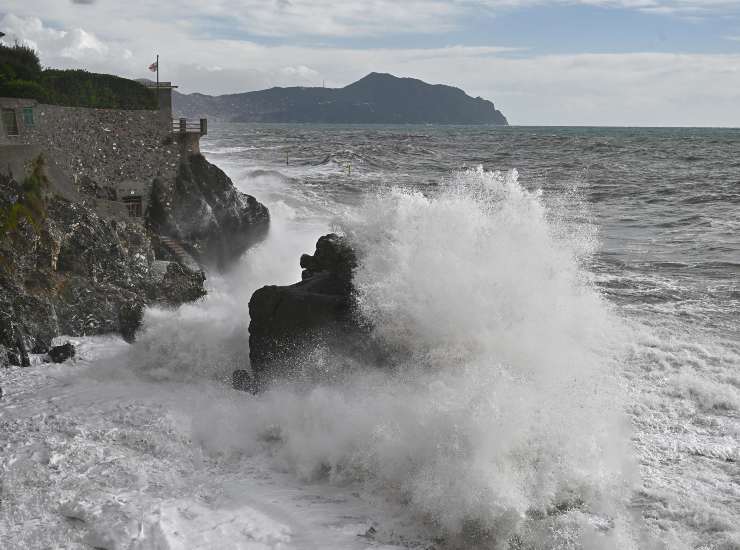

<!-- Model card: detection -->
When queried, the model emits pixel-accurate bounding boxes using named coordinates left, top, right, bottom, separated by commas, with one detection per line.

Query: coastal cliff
left=0, top=115, right=268, bottom=366
left=175, top=72, right=508, bottom=125
left=149, top=154, right=269, bottom=270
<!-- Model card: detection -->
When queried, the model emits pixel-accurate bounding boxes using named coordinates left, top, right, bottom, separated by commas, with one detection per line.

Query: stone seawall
left=20, top=105, right=180, bottom=204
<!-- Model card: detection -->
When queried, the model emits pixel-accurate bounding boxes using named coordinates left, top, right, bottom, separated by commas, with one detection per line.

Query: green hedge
left=0, top=43, right=157, bottom=110
left=0, top=78, right=49, bottom=102
left=41, top=70, right=157, bottom=109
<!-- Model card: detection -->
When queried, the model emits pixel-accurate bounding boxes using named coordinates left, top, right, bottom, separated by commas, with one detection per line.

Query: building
left=0, top=97, right=38, bottom=145
left=1, top=82, right=207, bottom=223
left=141, top=81, right=178, bottom=116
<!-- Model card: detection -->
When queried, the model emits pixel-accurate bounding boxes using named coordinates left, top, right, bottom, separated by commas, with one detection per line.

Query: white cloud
left=0, top=13, right=116, bottom=65
left=3, top=0, right=738, bottom=45
left=280, top=65, right=320, bottom=80
left=1, top=8, right=739, bottom=125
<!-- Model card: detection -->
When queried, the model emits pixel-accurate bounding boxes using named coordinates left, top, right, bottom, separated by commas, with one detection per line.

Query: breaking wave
left=180, top=166, right=644, bottom=548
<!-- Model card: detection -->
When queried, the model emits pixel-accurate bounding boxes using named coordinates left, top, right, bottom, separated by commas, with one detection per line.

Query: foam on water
left=154, top=126, right=740, bottom=547
left=5, top=126, right=738, bottom=549
left=175, top=167, right=647, bottom=548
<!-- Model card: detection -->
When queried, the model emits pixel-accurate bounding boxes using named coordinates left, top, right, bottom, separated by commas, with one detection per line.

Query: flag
left=148, top=60, right=158, bottom=72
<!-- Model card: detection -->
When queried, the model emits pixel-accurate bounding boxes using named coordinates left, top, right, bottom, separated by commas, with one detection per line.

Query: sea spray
left=184, top=167, right=642, bottom=548
left=126, top=192, right=330, bottom=383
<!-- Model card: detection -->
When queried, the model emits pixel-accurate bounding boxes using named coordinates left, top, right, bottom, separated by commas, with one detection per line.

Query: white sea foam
left=178, top=167, right=644, bottom=548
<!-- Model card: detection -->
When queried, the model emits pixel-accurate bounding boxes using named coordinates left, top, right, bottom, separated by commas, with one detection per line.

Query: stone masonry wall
left=20, top=105, right=182, bottom=201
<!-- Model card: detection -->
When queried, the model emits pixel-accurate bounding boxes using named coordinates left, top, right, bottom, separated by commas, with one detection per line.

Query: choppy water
left=2, top=124, right=737, bottom=550
left=201, top=124, right=739, bottom=548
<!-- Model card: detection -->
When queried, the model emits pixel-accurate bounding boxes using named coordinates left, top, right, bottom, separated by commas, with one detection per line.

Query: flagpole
left=156, top=54, right=160, bottom=108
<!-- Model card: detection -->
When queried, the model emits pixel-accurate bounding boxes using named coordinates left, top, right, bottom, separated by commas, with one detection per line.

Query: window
left=22, top=107, right=34, bottom=126
left=122, top=196, right=143, bottom=218
left=2, top=109, right=19, bottom=136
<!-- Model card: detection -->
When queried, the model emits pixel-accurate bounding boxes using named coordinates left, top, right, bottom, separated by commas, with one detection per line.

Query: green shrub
left=0, top=155, right=49, bottom=267
left=0, top=78, right=49, bottom=102
left=42, top=69, right=157, bottom=110
left=0, top=43, right=157, bottom=110
left=0, top=43, right=42, bottom=83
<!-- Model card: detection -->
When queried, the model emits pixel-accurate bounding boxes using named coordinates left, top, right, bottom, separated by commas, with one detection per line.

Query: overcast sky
left=1, top=1, right=739, bottom=125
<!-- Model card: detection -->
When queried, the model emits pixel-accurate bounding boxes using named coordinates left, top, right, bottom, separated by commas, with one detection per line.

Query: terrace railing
left=172, top=118, right=208, bottom=136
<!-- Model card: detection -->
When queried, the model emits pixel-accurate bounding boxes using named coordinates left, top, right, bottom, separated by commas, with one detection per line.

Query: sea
left=1, top=124, right=738, bottom=549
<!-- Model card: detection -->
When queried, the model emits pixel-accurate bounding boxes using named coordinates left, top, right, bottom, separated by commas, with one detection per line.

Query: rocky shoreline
left=0, top=148, right=269, bottom=368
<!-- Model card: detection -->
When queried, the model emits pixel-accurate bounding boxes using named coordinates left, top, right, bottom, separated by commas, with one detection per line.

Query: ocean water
left=1, top=124, right=738, bottom=549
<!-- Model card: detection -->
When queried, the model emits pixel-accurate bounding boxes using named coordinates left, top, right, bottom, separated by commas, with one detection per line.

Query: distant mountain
left=173, top=73, right=508, bottom=125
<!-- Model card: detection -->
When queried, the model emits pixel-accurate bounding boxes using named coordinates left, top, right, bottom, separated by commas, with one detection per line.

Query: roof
left=141, top=81, right=179, bottom=90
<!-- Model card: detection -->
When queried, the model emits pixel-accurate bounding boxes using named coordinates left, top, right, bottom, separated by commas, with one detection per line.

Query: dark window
left=122, top=196, right=143, bottom=218
left=2, top=109, right=19, bottom=136
left=22, top=107, right=34, bottom=126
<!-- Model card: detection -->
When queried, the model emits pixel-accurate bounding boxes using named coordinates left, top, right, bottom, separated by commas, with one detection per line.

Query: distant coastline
left=174, top=72, right=508, bottom=126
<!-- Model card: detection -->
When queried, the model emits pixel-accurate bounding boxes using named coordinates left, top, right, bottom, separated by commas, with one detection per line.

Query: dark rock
left=154, top=262, right=207, bottom=304
left=299, top=233, right=356, bottom=284
left=118, top=302, right=145, bottom=343
left=249, top=234, right=366, bottom=387
left=1, top=168, right=207, bottom=348
left=1, top=142, right=267, bottom=356
left=148, top=154, right=270, bottom=270
left=48, top=342, right=75, bottom=363
left=15, top=332, right=30, bottom=368
left=232, top=369, right=256, bottom=393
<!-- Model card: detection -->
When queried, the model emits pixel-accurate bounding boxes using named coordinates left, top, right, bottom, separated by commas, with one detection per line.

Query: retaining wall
left=20, top=105, right=181, bottom=192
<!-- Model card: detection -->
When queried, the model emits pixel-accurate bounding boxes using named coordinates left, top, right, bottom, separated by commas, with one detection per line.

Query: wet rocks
left=48, top=342, right=75, bottom=363
left=117, top=301, right=145, bottom=343
left=232, top=369, right=256, bottom=393
left=2, top=139, right=268, bottom=365
left=148, top=154, right=270, bottom=270
left=0, top=166, right=208, bottom=358
left=246, top=234, right=361, bottom=388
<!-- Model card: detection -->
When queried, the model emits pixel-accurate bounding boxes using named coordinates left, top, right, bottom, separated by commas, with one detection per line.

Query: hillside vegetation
left=0, top=43, right=157, bottom=110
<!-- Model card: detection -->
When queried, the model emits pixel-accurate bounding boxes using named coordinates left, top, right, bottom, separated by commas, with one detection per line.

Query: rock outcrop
left=247, top=234, right=363, bottom=388
left=1, top=50, right=275, bottom=369
left=0, top=166, right=207, bottom=360
left=149, top=154, right=270, bottom=270
left=48, top=342, right=75, bottom=363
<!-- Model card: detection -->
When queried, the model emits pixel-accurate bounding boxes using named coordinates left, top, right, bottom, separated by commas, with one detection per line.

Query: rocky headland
left=0, top=117, right=268, bottom=367
left=175, top=72, right=508, bottom=125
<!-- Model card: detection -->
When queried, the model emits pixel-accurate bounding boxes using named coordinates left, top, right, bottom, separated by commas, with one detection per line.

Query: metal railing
left=172, top=118, right=208, bottom=136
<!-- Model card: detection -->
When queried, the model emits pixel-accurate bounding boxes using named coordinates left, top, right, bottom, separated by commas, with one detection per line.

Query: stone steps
left=158, top=236, right=203, bottom=274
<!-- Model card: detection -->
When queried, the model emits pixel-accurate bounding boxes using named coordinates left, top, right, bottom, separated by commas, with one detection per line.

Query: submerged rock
left=48, top=342, right=76, bottom=363
left=247, top=234, right=374, bottom=388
